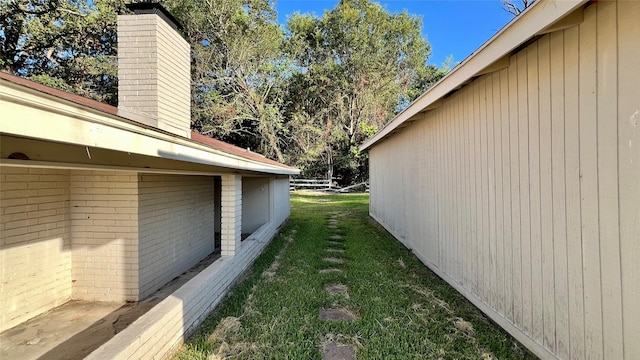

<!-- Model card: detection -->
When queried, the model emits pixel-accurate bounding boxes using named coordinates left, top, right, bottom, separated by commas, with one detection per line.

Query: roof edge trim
left=360, top=0, right=588, bottom=152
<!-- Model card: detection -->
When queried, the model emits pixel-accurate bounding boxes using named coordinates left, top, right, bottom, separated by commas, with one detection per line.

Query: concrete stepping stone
left=325, top=248, right=345, bottom=253
left=319, top=309, right=356, bottom=321
left=328, top=219, right=339, bottom=225
left=328, top=225, right=337, bottom=229
left=330, top=234, right=344, bottom=240
left=320, top=268, right=343, bottom=274
left=323, top=257, right=344, bottom=264
left=324, top=284, right=348, bottom=295
left=322, top=342, right=355, bottom=360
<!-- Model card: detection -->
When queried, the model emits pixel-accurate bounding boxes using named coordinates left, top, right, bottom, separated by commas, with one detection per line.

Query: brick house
left=360, top=1, right=639, bottom=359
left=0, top=3, right=298, bottom=358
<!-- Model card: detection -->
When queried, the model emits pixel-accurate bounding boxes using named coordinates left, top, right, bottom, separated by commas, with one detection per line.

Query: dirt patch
left=261, top=257, right=281, bottom=281
left=481, top=352, right=498, bottom=360
left=319, top=309, right=357, bottom=321
left=454, top=317, right=474, bottom=335
left=207, top=317, right=241, bottom=344
left=403, top=283, right=454, bottom=315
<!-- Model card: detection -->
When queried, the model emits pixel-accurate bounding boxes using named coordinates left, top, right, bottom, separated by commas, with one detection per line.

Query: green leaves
left=283, top=0, right=441, bottom=182
left=167, top=0, right=288, bottom=161
left=1, top=0, right=127, bottom=105
left=2, top=0, right=449, bottom=183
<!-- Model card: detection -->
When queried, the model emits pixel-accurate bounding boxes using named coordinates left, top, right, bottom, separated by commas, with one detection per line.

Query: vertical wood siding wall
left=369, top=2, right=639, bottom=359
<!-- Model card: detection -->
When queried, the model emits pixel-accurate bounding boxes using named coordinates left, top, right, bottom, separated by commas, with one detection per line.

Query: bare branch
left=500, top=0, right=535, bottom=16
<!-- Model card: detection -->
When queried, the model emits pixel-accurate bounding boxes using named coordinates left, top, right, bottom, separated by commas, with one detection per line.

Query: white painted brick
left=117, top=13, right=190, bottom=137
left=220, top=175, right=242, bottom=257
left=86, top=221, right=283, bottom=360
left=138, top=174, right=215, bottom=299
left=70, top=170, right=139, bottom=302
left=0, top=167, right=72, bottom=332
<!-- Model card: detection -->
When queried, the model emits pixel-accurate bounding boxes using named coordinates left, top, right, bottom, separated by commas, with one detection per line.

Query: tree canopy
left=167, top=0, right=290, bottom=162
left=1, top=0, right=449, bottom=184
left=284, top=0, right=447, bottom=182
left=1, top=0, right=127, bottom=105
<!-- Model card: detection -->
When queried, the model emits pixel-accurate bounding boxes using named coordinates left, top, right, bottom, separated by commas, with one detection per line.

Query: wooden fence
left=289, top=178, right=369, bottom=192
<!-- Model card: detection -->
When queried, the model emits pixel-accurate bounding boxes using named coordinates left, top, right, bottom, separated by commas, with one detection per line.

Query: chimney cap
left=126, top=2, right=183, bottom=31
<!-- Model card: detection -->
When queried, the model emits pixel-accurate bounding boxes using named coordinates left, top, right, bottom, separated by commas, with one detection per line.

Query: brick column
left=221, top=174, right=242, bottom=256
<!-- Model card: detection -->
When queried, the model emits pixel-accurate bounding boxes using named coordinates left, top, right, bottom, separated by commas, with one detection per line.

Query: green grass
left=173, top=193, right=534, bottom=360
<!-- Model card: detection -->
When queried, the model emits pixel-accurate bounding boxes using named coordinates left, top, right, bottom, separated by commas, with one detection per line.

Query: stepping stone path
left=323, top=257, right=345, bottom=264
left=320, top=268, right=343, bottom=274
left=320, top=215, right=357, bottom=359
left=318, top=309, right=357, bottom=321
left=324, top=284, right=348, bottom=295
left=323, top=342, right=355, bottom=360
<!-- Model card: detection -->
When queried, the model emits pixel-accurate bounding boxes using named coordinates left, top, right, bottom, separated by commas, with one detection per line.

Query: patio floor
left=0, top=251, right=220, bottom=360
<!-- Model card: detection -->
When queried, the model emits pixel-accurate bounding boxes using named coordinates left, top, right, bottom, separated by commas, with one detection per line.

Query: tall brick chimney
left=117, top=3, right=191, bottom=138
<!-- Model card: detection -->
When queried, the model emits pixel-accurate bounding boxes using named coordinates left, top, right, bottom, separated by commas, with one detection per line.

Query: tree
left=166, top=0, right=290, bottom=162
left=0, top=0, right=127, bottom=105
left=500, top=0, right=535, bottom=16
left=284, top=0, right=444, bottom=183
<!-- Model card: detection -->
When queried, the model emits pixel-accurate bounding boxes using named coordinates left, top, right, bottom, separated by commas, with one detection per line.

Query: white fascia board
left=0, top=82, right=299, bottom=176
left=360, top=0, right=588, bottom=152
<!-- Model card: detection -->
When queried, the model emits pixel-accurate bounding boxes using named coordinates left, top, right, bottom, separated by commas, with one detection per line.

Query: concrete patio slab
left=0, top=301, right=128, bottom=360
left=0, top=252, right=219, bottom=360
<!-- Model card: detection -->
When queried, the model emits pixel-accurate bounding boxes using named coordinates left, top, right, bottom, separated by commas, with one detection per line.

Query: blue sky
left=274, top=0, right=514, bottom=66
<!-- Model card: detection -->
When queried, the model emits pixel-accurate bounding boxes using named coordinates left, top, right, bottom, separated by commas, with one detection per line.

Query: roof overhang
left=360, top=0, right=588, bottom=152
left=0, top=78, right=299, bottom=175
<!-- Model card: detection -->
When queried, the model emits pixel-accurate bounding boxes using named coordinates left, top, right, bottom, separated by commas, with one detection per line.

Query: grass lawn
left=173, top=192, right=534, bottom=360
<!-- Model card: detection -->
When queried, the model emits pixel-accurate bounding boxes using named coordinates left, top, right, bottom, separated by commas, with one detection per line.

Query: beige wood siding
left=368, top=2, right=639, bottom=359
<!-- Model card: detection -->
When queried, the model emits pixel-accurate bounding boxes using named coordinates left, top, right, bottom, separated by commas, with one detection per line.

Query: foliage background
left=1, top=0, right=453, bottom=184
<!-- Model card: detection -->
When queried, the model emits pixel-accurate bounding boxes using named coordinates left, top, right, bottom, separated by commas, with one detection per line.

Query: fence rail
left=290, top=178, right=369, bottom=193
left=289, top=179, right=333, bottom=191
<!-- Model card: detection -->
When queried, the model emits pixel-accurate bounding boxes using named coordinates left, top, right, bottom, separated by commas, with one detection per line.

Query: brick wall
left=70, top=170, right=139, bottom=301
left=117, top=13, right=191, bottom=137
left=0, top=167, right=71, bottom=332
left=272, top=176, right=291, bottom=226
left=138, top=174, right=215, bottom=299
left=221, top=175, right=242, bottom=257
left=241, top=177, right=270, bottom=234
left=85, top=218, right=284, bottom=360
